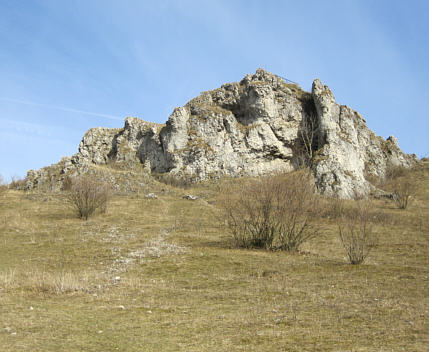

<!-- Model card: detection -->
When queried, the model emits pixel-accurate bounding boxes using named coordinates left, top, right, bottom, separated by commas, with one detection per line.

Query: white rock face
left=311, top=79, right=416, bottom=197
left=25, top=69, right=417, bottom=198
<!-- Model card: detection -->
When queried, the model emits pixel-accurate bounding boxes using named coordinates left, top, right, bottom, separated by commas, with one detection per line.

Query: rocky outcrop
left=24, top=69, right=417, bottom=198
left=311, top=79, right=416, bottom=198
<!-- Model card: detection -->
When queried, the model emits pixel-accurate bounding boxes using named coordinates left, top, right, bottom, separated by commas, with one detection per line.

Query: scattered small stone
left=118, top=305, right=125, bottom=310
left=147, top=310, right=152, bottom=314
left=114, top=276, right=121, bottom=281
left=29, top=306, right=34, bottom=311
left=183, top=194, right=198, bottom=200
left=145, top=193, right=158, bottom=199
left=98, top=330, right=103, bottom=334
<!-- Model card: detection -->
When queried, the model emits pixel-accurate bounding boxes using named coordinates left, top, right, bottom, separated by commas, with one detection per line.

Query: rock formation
left=25, top=69, right=417, bottom=198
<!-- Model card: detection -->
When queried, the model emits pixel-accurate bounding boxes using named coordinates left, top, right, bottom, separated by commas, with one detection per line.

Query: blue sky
left=1, top=0, right=428, bottom=180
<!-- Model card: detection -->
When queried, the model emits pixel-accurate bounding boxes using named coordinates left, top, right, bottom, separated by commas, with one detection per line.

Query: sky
left=1, top=0, right=428, bottom=180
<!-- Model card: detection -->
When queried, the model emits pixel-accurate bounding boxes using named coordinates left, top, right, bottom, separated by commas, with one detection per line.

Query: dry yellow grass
left=0, top=163, right=428, bottom=351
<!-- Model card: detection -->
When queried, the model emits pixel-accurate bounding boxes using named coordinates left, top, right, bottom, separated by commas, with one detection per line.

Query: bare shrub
left=61, top=174, right=73, bottom=191
left=66, top=174, right=111, bottom=220
left=382, top=165, right=417, bottom=209
left=338, top=201, right=377, bottom=264
left=0, top=174, right=7, bottom=195
left=9, top=175, right=25, bottom=189
left=295, top=95, right=319, bottom=168
left=321, top=196, right=394, bottom=225
left=320, top=196, right=346, bottom=220
left=218, top=170, right=320, bottom=251
left=389, top=178, right=416, bottom=209
left=386, top=166, right=405, bottom=179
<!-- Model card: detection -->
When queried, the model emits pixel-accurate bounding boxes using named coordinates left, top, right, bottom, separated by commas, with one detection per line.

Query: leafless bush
left=61, top=175, right=73, bottom=191
left=321, top=196, right=394, bottom=225
left=389, top=178, right=416, bottom=209
left=9, top=175, right=25, bottom=189
left=319, top=196, right=346, bottom=220
left=0, top=175, right=7, bottom=195
left=338, top=201, right=377, bottom=264
left=381, top=164, right=406, bottom=182
left=295, top=95, right=319, bottom=168
left=382, top=165, right=417, bottom=209
left=66, top=174, right=111, bottom=220
left=218, top=170, right=320, bottom=251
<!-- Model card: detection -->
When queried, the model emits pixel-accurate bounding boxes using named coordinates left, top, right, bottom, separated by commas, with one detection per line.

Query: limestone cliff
left=25, top=69, right=417, bottom=197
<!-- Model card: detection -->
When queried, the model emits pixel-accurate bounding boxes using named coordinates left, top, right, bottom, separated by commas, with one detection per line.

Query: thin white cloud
left=0, top=97, right=123, bottom=121
left=0, top=129, right=68, bottom=146
left=0, top=118, right=51, bottom=137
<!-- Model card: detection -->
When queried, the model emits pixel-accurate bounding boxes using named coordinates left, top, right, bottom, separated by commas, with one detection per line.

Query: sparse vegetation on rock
left=296, top=94, right=319, bottom=168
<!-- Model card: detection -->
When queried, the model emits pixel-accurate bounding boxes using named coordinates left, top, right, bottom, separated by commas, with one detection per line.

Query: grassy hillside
left=0, top=163, right=428, bottom=351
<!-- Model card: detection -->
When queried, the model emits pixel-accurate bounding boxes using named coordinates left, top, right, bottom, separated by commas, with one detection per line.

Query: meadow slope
left=0, top=163, right=428, bottom=351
